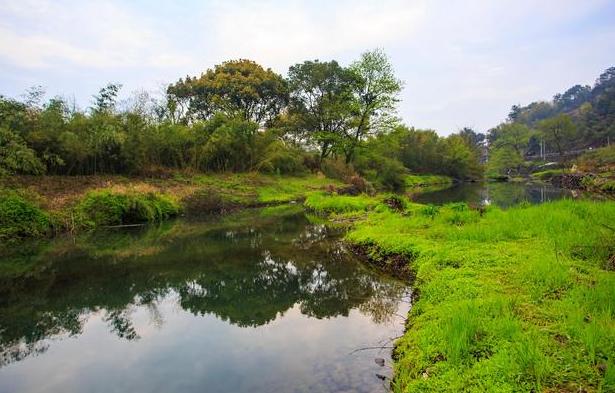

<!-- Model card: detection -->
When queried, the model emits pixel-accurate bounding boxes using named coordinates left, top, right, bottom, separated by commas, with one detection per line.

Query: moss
left=0, top=190, right=49, bottom=241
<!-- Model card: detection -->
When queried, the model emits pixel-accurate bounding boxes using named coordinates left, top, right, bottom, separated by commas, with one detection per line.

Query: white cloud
left=202, top=0, right=426, bottom=71
left=0, top=0, right=190, bottom=69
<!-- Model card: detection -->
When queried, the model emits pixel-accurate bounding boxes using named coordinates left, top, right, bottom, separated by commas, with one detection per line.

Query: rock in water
left=374, top=358, right=385, bottom=367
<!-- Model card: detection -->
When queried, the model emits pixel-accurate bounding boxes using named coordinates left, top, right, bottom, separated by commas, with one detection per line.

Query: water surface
left=410, top=181, right=583, bottom=208
left=0, top=206, right=409, bottom=393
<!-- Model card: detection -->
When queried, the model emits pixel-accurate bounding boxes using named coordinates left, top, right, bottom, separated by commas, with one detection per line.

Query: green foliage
left=200, top=115, right=259, bottom=172
left=0, top=190, right=49, bottom=241
left=287, top=59, right=358, bottom=162
left=341, top=48, right=402, bottom=163
left=538, top=114, right=577, bottom=156
left=255, top=129, right=305, bottom=175
left=356, top=125, right=483, bottom=182
left=167, top=59, right=288, bottom=125
left=77, top=190, right=180, bottom=227
left=486, top=146, right=524, bottom=177
left=0, top=127, right=45, bottom=176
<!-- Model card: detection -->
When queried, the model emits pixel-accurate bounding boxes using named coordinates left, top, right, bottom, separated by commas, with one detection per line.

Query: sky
left=1, top=0, right=614, bottom=135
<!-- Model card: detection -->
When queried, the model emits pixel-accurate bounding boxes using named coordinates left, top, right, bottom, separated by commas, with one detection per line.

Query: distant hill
left=507, top=67, right=615, bottom=148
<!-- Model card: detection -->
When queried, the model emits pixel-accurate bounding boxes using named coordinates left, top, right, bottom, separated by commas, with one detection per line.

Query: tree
left=553, top=84, right=591, bottom=112
left=167, top=60, right=288, bottom=125
left=287, top=60, right=357, bottom=163
left=537, top=114, right=577, bottom=156
left=92, top=83, right=122, bottom=114
left=0, top=128, right=44, bottom=176
left=440, top=134, right=483, bottom=179
left=490, top=123, right=531, bottom=155
left=342, top=49, right=402, bottom=163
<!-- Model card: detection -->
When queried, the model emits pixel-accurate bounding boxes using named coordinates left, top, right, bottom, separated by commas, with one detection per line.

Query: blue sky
left=1, top=0, right=614, bottom=134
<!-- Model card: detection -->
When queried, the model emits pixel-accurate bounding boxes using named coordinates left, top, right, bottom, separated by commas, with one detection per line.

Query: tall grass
left=77, top=189, right=180, bottom=227
left=339, top=199, right=615, bottom=391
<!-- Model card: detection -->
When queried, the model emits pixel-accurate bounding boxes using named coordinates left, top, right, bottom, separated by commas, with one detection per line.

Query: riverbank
left=306, top=193, right=615, bottom=392
left=0, top=173, right=456, bottom=243
left=0, top=173, right=338, bottom=243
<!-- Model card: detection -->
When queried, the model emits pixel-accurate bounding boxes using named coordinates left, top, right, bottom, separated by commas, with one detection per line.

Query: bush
left=382, top=194, right=407, bottom=212
left=256, top=140, right=305, bottom=175
left=321, top=158, right=356, bottom=181
left=0, top=190, right=49, bottom=240
left=77, top=190, right=180, bottom=227
left=354, top=151, right=407, bottom=192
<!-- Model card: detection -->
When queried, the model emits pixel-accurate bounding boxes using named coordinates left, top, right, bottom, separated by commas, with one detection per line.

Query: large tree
left=286, top=60, right=357, bottom=163
left=342, top=49, right=402, bottom=163
left=489, top=123, right=532, bottom=156
left=538, top=114, right=577, bottom=157
left=167, top=60, right=288, bottom=125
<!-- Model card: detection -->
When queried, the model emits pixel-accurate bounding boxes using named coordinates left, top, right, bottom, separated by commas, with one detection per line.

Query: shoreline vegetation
left=306, top=193, right=615, bottom=392
left=0, top=172, right=456, bottom=244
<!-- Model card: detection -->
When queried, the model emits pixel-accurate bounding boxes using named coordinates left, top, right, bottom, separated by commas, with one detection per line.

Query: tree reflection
left=0, top=208, right=407, bottom=367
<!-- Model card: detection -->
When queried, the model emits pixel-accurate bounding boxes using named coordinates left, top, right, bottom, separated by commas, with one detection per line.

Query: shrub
left=355, top=154, right=407, bottom=192
left=321, top=158, right=356, bottom=181
left=77, top=190, right=180, bottom=227
left=382, top=194, right=407, bottom=212
left=0, top=190, right=49, bottom=240
left=256, top=140, right=305, bottom=175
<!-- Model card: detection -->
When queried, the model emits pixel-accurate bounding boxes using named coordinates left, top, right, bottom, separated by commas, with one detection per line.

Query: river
left=410, top=181, right=585, bottom=208
left=0, top=206, right=409, bottom=393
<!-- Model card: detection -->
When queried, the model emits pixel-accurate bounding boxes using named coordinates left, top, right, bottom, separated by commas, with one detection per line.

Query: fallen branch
left=349, top=345, right=394, bottom=355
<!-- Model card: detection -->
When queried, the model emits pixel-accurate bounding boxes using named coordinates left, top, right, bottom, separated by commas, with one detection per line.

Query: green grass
left=531, top=169, right=566, bottom=181
left=405, top=174, right=453, bottom=188
left=334, top=199, right=615, bottom=392
left=181, top=173, right=338, bottom=205
left=304, top=192, right=380, bottom=213
left=256, top=175, right=337, bottom=203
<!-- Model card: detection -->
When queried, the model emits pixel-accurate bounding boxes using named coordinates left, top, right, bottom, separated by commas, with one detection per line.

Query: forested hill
left=507, top=66, right=615, bottom=148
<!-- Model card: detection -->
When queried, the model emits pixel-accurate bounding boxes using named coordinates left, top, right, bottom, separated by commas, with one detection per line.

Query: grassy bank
left=405, top=174, right=454, bottom=188
left=0, top=173, right=337, bottom=242
left=306, top=193, right=615, bottom=392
